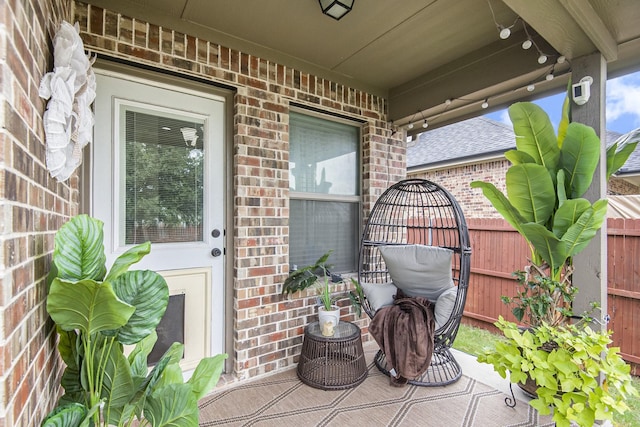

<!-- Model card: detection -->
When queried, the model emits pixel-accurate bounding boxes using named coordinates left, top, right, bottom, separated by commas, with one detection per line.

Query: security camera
left=572, top=76, right=593, bottom=105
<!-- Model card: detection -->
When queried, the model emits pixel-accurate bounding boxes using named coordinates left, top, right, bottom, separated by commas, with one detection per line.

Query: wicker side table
left=297, top=321, right=367, bottom=390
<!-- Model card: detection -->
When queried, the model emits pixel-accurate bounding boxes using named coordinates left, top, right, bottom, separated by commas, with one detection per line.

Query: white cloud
left=607, top=74, right=640, bottom=127
left=498, top=110, right=510, bottom=126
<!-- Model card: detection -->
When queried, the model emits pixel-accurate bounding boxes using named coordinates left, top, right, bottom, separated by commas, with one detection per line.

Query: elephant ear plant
left=42, top=215, right=227, bottom=427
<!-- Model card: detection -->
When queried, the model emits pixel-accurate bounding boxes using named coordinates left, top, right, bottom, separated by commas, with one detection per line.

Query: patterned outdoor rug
left=199, top=345, right=554, bottom=427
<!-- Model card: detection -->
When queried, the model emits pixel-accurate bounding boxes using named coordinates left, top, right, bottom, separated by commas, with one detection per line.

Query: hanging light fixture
left=319, top=0, right=354, bottom=20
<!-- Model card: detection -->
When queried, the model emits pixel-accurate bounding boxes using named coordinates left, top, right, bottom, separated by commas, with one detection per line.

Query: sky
left=485, top=71, right=640, bottom=136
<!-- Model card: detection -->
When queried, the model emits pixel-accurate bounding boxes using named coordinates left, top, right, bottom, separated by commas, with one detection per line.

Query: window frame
left=288, top=107, right=363, bottom=273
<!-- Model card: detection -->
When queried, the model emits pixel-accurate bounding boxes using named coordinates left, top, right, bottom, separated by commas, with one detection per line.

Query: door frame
left=83, top=59, right=236, bottom=373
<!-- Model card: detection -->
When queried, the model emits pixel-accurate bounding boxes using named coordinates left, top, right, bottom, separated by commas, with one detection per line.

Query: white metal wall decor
left=39, top=21, right=96, bottom=181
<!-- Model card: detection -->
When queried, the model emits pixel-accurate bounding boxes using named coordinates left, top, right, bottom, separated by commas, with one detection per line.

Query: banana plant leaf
left=53, top=214, right=107, bottom=282
left=557, top=92, right=571, bottom=145
left=519, top=222, right=568, bottom=278
left=47, top=278, right=135, bottom=335
left=469, top=181, right=528, bottom=237
left=606, top=128, right=640, bottom=180
left=508, top=102, right=560, bottom=170
left=560, top=199, right=608, bottom=259
left=504, top=149, right=536, bottom=165
left=552, top=198, right=591, bottom=238
left=559, top=122, right=600, bottom=199
left=111, top=270, right=169, bottom=345
left=506, top=163, right=556, bottom=224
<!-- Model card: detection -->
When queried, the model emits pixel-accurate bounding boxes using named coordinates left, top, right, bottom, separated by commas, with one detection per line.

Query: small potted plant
left=282, top=250, right=364, bottom=336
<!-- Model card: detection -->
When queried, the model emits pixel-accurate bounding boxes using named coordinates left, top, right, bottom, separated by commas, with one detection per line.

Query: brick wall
left=73, top=1, right=405, bottom=383
left=1, top=0, right=76, bottom=426
left=410, top=159, right=508, bottom=219
left=410, top=159, right=639, bottom=219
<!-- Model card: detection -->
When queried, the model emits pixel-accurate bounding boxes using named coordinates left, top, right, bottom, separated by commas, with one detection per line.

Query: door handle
left=211, top=248, right=222, bottom=257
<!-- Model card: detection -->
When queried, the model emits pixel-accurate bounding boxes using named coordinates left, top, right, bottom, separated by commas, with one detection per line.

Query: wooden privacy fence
left=463, top=218, right=640, bottom=375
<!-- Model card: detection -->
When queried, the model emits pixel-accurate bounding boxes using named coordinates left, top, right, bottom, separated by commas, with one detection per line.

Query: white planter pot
left=318, top=305, right=340, bottom=336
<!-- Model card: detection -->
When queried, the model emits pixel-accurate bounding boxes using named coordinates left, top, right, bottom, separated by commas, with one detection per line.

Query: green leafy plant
left=42, top=214, right=227, bottom=427
left=502, top=269, right=578, bottom=328
left=478, top=317, right=638, bottom=427
left=282, top=250, right=363, bottom=315
left=471, top=101, right=638, bottom=327
left=471, top=101, right=638, bottom=284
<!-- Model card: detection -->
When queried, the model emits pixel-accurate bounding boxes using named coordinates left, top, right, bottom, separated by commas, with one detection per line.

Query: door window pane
left=122, top=107, right=205, bottom=244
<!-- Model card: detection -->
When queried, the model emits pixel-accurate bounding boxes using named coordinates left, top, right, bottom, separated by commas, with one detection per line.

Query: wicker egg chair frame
left=358, top=178, right=472, bottom=386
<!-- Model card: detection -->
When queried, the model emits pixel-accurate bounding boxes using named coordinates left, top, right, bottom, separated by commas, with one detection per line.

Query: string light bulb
left=445, top=98, right=452, bottom=106
left=481, top=99, right=489, bottom=109
left=499, top=26, right=511, bottom=39
left=527, top=84, right=535, bottom=92
left=537, top=54, right=548, bottom=64
left=422, top=120, right=429, bottom=129
left=557, top=55, right=566, bottom=64
left=521, top=39, right=532, bottom=49
left=407, top=122, right=414, bottom=130
left=546, top=72, right=554, bottom=81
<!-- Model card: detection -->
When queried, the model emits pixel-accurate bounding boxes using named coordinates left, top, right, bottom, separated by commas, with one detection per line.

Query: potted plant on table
left=42, top=214, right=227, bottom=427
left=471, top=100, right=639, bottom=427
left=282, top=250, right=364, bottom=336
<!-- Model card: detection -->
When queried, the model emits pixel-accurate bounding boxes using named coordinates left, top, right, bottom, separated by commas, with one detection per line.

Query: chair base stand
left=373, top=347, right=462, bottom=387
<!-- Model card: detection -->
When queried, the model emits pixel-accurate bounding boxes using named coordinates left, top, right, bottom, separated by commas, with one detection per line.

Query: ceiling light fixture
left=319, top=0, right=354, bottom=20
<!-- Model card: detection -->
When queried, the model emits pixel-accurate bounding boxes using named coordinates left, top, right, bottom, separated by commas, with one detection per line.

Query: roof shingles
left=408, top=117, right=640, bottom=175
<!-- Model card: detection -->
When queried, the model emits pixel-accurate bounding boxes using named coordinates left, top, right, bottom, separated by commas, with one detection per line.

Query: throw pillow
left=379, top=244, right=454, bottom=301
left=434, top=286, right=458, bottom=329
left=360, top=282, right=397, bottom=312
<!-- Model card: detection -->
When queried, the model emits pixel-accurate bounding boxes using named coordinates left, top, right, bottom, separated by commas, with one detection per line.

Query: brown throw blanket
left=369, top=291, right=435, bottom=386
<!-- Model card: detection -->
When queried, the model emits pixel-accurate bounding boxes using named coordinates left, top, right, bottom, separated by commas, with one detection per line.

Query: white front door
left=93, top=69, right=226, bottom=369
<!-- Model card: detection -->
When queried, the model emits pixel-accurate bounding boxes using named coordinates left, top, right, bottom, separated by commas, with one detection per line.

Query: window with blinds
left=289, top=111, right=360, bottom=272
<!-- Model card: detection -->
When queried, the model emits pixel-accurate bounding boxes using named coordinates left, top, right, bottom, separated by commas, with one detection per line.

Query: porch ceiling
left=84, top=0, right=640, bottom=134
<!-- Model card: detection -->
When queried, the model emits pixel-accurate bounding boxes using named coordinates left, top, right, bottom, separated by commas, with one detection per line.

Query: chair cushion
left=434, top=286, right=458, bottom=329
left=379, top=244, right=454, bottom=301
left=360, top=282, right=397, bottom=312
